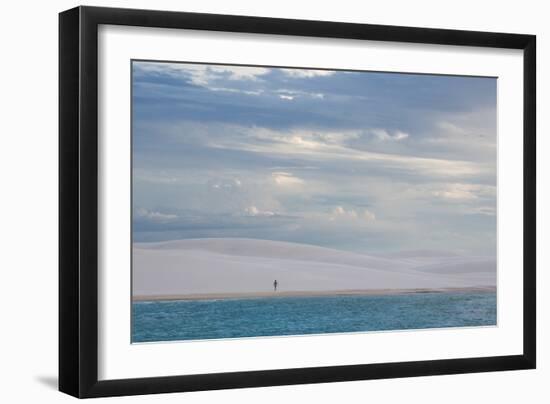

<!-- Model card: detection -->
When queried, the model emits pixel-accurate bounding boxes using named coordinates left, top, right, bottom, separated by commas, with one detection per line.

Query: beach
left=133, top=286, right=496, bottom=302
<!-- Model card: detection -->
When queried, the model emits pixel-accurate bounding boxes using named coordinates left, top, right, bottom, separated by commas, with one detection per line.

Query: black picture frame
left=59, top=5, right=536, bottom=398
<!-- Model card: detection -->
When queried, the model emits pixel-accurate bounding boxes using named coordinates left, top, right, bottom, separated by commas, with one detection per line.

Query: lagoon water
left=132, top=292, right=496, bottom=343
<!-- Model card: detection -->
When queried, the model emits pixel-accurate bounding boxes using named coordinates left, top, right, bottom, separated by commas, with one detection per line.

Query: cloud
left=135, top=62, right=334, bottom=103
left=272, top=172, right=304, bottom=186
left=331, top=206, right=376, bottom=222
left=421, top=110, right=496, bottom=158
left=333, top=206, right=346, bottom=215
left=370, top=129, right=410, bottom=141
left=363, top=209, right=377, bottom=221
left=135, top=208, right=178, bottom=223
left=208, top=87, right=264, bottom=96
left=276, top=89, right=325, bottom=101
left=134, top=61, right=269, bottom=87
left=208, top=178, right=242, bottom=190
left=214, top=66, right=270, bottom=81
left=208, top=127, right=483, bottom=177
left=281, top=68, right=336, bottom=78
left=134, top=170, right=179, bottom=184
left=244, top=205, right=276, bottom=217
left=466, top=206, right=496, bottom=216
left=279, top=94, right=294, bottom=101
left=433, top=183, right=495, bottom=201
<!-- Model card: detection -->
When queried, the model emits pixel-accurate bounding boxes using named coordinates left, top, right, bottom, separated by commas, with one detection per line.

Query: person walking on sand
left=273, top=279, right=278, bottom=292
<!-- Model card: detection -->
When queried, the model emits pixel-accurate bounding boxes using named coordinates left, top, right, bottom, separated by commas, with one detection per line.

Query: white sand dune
left=133, top=238, right=496, bottom=297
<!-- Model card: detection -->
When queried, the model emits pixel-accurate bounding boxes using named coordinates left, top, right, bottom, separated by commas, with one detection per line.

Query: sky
left=132, top=60, right=497, bottom=256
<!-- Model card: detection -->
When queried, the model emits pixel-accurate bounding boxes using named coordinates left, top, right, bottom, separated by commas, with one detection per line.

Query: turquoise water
left=132, top=292, right=496, bottom=343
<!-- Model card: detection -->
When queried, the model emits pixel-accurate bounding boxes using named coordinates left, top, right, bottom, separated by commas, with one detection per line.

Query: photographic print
left=131, top=60, right=497, bottom=343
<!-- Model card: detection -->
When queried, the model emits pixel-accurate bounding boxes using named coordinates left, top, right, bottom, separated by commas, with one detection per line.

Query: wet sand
left=133, top=286, right=496, bottom=302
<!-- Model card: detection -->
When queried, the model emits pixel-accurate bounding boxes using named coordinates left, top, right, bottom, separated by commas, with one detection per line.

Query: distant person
left=273, top=279, right=278, bottom=292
